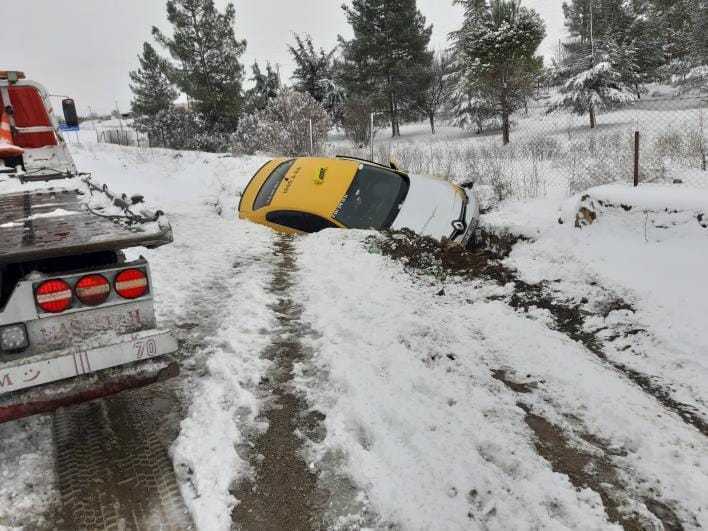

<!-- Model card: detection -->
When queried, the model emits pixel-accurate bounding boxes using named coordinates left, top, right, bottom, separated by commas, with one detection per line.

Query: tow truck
left=0, top=71, right=178, bottom=423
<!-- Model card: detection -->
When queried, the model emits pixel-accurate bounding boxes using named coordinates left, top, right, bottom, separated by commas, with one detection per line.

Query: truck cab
left=0, top=71, right=76, bottom=178
left=0, top=71, right=178, bottom=422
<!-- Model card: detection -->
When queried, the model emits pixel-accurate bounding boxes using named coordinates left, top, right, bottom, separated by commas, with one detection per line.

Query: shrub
left=234, top=113, right=262, bottom=155
left=259, top=89, right=330, bottom=156
left=341, top=97, right=376, bottom=147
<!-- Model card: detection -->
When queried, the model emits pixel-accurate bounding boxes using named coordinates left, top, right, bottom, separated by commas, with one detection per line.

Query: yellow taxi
left=238, top=156, right=479, bottom=247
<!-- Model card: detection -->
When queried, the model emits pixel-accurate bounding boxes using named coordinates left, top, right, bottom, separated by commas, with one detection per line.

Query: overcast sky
left=1, top=0, right=566, bottom=115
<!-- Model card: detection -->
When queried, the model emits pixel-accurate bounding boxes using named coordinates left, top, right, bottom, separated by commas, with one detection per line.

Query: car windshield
left=332, top=165, right=409, bottom=229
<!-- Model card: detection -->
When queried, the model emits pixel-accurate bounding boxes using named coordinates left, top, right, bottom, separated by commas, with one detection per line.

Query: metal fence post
left=308, top=118, right=314, bottom=155
left=370, top=112, right=374, bottom=162
left=634, top=131, right=640, bottom=187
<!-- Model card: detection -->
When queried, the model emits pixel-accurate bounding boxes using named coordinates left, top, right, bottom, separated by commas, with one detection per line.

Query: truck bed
left=0, top=184, right=172, bottom=265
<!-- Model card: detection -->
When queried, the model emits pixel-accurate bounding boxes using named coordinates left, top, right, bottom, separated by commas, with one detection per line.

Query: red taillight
left=115, top=269, right=148, bottom=299
left=75, top=274, right=110, bottom=306
left=36, top=279, right=73, bottom=313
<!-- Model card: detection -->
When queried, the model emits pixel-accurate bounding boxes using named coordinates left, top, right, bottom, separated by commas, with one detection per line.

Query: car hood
left=391, top=174, right=463, bottom=239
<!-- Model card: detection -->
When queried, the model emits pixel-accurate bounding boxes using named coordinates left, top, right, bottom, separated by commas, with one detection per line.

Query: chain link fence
left=326, top=95, right=708, bottom=200
left=97, top=128, right=150, bottom=148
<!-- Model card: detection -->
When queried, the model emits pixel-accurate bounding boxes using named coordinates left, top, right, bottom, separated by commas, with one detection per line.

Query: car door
left=266, top=211, right=339, bottom=234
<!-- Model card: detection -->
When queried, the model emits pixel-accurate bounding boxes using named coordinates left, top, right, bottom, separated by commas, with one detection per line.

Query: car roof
left=267, top=157, right=361, bottom=218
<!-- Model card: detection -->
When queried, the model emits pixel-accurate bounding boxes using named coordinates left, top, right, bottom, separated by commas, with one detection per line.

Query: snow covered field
left=1, top=141, right=707, bottom=529
left=329, top=90, right=708, bottom=200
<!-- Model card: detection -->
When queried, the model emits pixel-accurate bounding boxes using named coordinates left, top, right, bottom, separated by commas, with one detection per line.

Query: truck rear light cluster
left=36, top=279, right=73, bottom=313
left=34, top=268, right=149, bottom=314
left=114, top=269, right=148, bottom=299
left=75, top=275, right=110, bottom=306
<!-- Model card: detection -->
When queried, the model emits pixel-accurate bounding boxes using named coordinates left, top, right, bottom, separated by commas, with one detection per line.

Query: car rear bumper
left=0, top=329, right=178, bottom=422
left=0, top=329, right=177, bottom=395
left=0, top=354, right=179, bottom=423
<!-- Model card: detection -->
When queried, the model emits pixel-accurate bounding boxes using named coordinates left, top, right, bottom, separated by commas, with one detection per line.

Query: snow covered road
left=0, top=143, right=706, bottom=530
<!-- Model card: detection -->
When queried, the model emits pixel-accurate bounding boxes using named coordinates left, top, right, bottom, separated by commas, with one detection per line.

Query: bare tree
left=417, top=52, right=455, bottom=134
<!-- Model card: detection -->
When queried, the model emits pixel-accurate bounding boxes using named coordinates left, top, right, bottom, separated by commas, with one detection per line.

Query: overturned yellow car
left=238, top=156, right=479, bottom=247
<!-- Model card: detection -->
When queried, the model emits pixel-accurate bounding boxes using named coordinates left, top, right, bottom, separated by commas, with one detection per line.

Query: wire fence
left=97, top=128, right=150, bottom=148
left=327, top=95, right=708, bottom=200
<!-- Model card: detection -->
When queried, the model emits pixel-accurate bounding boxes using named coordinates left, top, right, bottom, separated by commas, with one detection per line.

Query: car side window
left=253, top=160, right=294, bottom=210
left=266, top=211, right=337, bottom=233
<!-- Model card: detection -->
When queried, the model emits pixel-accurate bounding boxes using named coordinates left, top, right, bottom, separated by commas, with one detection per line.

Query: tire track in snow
left=380, top=230, right=708, bottom=437
left=52, top=384, right=192, bottom=530
left=375, top=230, right=704, bottom=527
left=159, top=211, right=279, bottom=530
left=50, top=208, right=267, bottom=530
left=492, top=370, right=683, bottom=531
left=506, top=280, right=708, bottom=438
left=231, top=235, right=320, bottom=530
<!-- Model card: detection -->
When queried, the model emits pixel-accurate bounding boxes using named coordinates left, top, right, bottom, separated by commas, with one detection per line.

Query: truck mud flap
left=0, top=355, right=179, bottom=423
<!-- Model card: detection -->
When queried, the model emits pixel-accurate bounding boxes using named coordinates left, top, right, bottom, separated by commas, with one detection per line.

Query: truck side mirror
left=62, top=98, right=79, bottom=128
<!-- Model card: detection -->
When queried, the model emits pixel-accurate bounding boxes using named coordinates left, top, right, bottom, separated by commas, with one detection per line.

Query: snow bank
left=560, top=183, right=708, bottom=223
left=169, top=237, right=276, bottom=531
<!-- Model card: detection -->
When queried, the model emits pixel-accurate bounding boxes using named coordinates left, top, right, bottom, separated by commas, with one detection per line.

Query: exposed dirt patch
left=478, top=227, right=531, bottom=257
left=491, top=369, right=537, bottom=394
left=232, top=236, right=320, bottom=531
left=376, top=230, right=708, bottom=438
left=518, top=402, right=646, bottom=530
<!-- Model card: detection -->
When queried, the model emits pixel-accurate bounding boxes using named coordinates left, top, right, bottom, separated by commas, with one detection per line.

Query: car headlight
left=0, top=324, right=29, bottom=352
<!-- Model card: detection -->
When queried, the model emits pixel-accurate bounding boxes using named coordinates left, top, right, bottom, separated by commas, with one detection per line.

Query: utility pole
left=115, top=101, right=124, bottom=132
left=88, top=105, right=99, bottom=143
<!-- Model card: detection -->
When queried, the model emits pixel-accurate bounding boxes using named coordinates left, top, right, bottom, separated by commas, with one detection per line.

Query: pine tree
left=288, top=34, right=336, bottom=102
left=449, top=0, right=496, bottom=133
left=673, top=65, right=708, bottom=94
left=562, top=0, right=635, bottom=45
left=129, top=42, right=178, bottom=119
left=316, top=77, right=347, bottom=125
left=451, top=0, right=546, bottom=144
left=152, top=0, right=247, bottom=131
left=448, top=84, right=497, bottom=134
left=647, top=0, right=696, bottom=66
left=690, top=0, right=708, bottom=62
left=547, top=44, right=637, bottom=128
left=613, top=41, right=643, bottom=97
left=248, top=61, right=280, bottom=111
left=561, top=0, right=671, bottom=82
left=339, top=0, right=433, bottom=136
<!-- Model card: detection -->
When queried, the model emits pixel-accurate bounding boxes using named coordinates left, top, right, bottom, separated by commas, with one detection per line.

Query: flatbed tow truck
left=0, top=71, right=178, bottom=423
